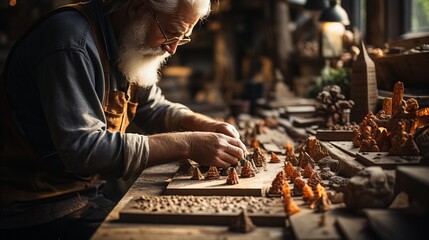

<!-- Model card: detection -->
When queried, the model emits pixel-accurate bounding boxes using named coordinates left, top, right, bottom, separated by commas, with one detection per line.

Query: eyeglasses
left=148, top=5, right=191, bottom=46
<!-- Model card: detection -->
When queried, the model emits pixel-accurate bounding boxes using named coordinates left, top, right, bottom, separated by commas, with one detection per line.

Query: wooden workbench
left=90, top=106, right=424, bottom=239
left=91, top=162, right=287, bottom=240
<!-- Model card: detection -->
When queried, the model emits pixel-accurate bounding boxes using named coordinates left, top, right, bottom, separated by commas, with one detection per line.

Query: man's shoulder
left=36, top=9, right=93, bottom=49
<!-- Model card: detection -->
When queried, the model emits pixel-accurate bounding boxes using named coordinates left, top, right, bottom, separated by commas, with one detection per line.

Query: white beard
left=116, top=15, right=170, bottom=88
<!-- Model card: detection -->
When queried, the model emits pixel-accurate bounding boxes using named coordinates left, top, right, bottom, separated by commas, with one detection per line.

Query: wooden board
left=320, top=142, right=365, bottom=177
left=364, top=209, right=428, bottom=240
left=277, top=118, right=308, bottom=141
left=306, top=127, right=317, bottom=136
left=335, top=214, right=379, bottom=240
left=293, top=117, right=324, bottom=128
left=356, top=152, right=422, bottom=169
left=395, top=166, right=429, bottom=209
left=164, top=160, right=285, bottom=197
left=119, top=195, right=286, bottom=226
left=261, top=143, right=284, bottom=154
left=258, top=128, right=292, bottom=153
left=283, top=105, right=316, bottom=120
left=289, top=206, right=344, bottom=240
left=316, top=130, right=354, bottom=141
left=329, top=141, right=360, bottom=157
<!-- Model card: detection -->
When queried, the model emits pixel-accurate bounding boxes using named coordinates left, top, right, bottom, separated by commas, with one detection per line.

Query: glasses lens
left=163, top=37, right=191, bottom=46
left=177, top=37, right=191, bottom=46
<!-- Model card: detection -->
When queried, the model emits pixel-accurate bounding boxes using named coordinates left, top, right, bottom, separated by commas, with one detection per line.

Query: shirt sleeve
left=132, top=85, right=194, bottom=134
left=35, top=47, right=148, bottom=180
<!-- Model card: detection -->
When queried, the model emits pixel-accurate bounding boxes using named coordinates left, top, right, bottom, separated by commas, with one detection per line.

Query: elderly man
left=0, top=0, right=245, bottom=238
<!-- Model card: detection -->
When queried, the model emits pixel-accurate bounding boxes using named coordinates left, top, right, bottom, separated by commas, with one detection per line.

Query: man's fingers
left=226, top=137, right=246, bottom=157
left=217, top=124, right=240, bottom=139
left=217, top=152, right=239, bottom=166
left=212, top=156, right=232, bottom=169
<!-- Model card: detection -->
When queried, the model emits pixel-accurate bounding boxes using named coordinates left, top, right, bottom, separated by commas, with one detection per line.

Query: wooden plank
left=278, top=118, right=308, bottom=141
left=364, top=209, right=427, bottom=240
left=293, top=117, right=324, bottom=128
left=261, top=143, right=284, bottom=154
left=335, top=214, right=379, bottom=240
left=258, top=128, right=293, bottom=151
left=316, top=130, right=354, bottom=141
left=355, top=152, right=422, bottom=170
left=329, top=141, right=359, bottom=157
left=284, top=105, right=316, bottom=116
left=164, top=160, right=284, bottom=197
left=93, top=224, right=285, bottom=240
left=321, top=142, right=365, bottom=177
left=263, top=97, right=315, bottom=109
left=395, top=166, right=429, bottom=209
left=119, top=195, right=285, bottom=226
left=289, top=206, right=344, bottom=240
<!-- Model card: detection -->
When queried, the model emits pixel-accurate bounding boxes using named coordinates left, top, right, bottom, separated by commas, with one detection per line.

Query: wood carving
left=350, top=41, right=378, bottom=122
left=302, top=163, right=314, bottom=178
left=315, top=85, right=355, bottom=127
left=343, top=166, right=395, bottom=210
left=352, top=81, right=428, bottom=156
left=190, top=166, right=205, bottom=180
left=226, top=167, right=239, bottom=185
left=240, top=160, right=256, bottom=178
left=302, top=183, right=314, bottom=204
left=205, top=166, right=220, bottom=180
left=293, top=177, right=306, bottom=196
left=229, top=211, right=256, bottom=233
left=269, top=171, right=287, bottom=195
left=309, top=184, right=332, bottom=212
left=270, top=152, right=281, bottom=163
left=252, top=147, right=267, bottom=168
left=284, top=161, right=295, bottom=180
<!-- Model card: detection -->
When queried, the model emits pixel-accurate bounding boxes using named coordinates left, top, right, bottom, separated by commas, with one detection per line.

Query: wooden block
left=306, top=127, right=317, bottom=135
left=283, top=105, right=316, bottom=119
left=321, top=142, right=365, bottom=177
left=396, top=166, right=429, bottom=209
left=278, top=118, right=308, bottom=141
left=258, top=128, right=293, bottom=151
left=289, top=207, right=344, bottom=240
left=356, top=152, right=422, bottom=169
left=364, top=209, right=427, bottom=240
left=335, top=215, right=379, bottom=240
left=329, top=141, right=359, bottom=157
left=316, top=130, right=354, bottom=141
left=119, top=195, right=286, bottom=226
left=261, top=143, right=283, bottom=154
left=164, top=160, right=284, bottom=197
left=293, top=117, right=325, bottom=128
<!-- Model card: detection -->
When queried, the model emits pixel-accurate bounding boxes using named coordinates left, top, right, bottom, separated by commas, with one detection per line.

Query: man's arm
left=146, top=131, right=245, bottom=169
left=180, top=112, right=241, bottom=139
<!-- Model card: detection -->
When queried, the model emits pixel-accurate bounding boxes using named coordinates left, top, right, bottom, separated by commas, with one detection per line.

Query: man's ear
left=127, top=0, right=146, bottom=20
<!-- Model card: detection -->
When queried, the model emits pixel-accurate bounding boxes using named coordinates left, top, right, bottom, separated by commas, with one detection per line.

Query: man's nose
left=162, top=42, right=179, bottom=55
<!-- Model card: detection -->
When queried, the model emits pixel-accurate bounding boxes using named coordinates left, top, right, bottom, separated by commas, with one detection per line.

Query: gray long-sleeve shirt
left=4, top=0, right=191, bottom=181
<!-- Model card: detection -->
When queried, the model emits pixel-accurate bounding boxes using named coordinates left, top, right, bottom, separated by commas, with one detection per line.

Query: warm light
left=285, top=143, right=293, bottom=154
left=321, top=22, right=345, bottom=34
left=320, top=22, right=345, bottom=57
left=378, top=127, right=387, bottom=133
left=10, top=0, right=16, bottom=7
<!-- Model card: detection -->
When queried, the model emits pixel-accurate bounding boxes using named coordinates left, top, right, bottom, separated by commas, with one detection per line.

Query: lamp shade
left=304, top=0, right=329, bottom=10
left=319, top=0, right=350, bottom=25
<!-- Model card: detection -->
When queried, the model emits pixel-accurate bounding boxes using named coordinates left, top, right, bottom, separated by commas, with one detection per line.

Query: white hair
left=105, top=0, right=211, bottom=20
left=116, top=14, right=170, bottom=87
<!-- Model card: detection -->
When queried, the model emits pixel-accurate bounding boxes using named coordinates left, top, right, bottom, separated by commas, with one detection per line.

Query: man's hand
left=188, top=131, right=245, bottom=168
left=181, top=112, right=241, bottom=139
left=147, top=112, right=247, bottom=168
left=147, top=131, right=246, bottom=169
left=202, top=121, right=241, bottom=139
